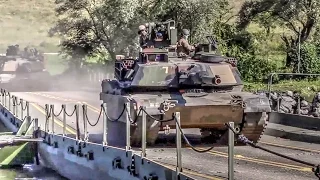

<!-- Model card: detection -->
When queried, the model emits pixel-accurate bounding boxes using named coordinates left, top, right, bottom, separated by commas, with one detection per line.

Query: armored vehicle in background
left=100, top=20, right=271, bottom=146
left=0, top=45, right=51, bottom=91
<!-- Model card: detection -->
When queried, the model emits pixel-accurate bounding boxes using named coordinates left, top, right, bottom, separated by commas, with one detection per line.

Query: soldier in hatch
left=138, top=25, right=149, bottom=48
left=176, top=29, right=195, bottom=59
left=14, top=44, right=20, bottom=54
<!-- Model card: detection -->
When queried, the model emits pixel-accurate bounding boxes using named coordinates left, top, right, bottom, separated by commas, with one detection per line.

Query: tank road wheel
left=200, top=128, right=212, bottom=142
left=130, top=115, right=161, bottom=147
left=215, top=125, right=241, bottom=145
left=240, top=112, right=268, bottom=144
left=200, top=128, right=242, bottom=144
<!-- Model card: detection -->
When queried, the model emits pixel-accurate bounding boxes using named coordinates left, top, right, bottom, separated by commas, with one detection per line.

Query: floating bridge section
left=0, top=89, right=195, bottom=180
left=0, top=79, right=320, bottom=179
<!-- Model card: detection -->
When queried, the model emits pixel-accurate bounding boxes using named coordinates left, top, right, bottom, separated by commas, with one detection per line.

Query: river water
left=0, top=121, right=66, bottom=180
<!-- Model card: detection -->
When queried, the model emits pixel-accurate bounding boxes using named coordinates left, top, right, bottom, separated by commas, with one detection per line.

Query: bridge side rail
left=0, top=89, right=34, bottom=135
left=0, top=88, right=195, bottom=180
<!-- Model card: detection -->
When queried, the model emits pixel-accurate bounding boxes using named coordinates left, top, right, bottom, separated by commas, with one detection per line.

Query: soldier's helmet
left=301, top=100, right=308, bottom=107
left=182, top=29, right=190, bottom=36
left=286, top=91, right=293, bottom=97
left=138, top=25, right=146, bottom=35
left=156, top=32, right=163, bottom=38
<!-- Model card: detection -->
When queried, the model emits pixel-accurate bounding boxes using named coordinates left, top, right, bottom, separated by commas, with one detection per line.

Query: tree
left=237, top=0, right=320, bottom=68
left=50, top=0, right=142, bottom=67
left=138, top=0, right=234, bottom=43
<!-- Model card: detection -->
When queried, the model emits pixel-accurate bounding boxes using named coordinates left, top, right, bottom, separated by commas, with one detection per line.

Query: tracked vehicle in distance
left=100, top=20, right=271, bottom=146
left=0, top=45, right=51, bottom=92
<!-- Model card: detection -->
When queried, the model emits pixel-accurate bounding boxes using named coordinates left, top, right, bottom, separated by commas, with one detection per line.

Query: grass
left=0, top=169, right=16, bottom=180
left=0, top=0, right=70, bottom=73
left=244, top=80, right=320, bottom=98
left=0, top=0, right=59, bottom=52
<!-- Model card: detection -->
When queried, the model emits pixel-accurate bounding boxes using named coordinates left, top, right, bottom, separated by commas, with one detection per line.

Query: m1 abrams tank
left=100, top=20, right=271, bottom=146
left=0, top=45, right=51, bottom=92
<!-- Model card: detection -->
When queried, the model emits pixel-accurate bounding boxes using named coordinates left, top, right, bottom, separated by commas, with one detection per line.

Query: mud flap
left=240, top=112, right=268, bottom=144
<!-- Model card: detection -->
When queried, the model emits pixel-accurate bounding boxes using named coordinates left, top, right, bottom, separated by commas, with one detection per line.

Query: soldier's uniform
left=299, top=100, right=310, bottom=115
left=279, top=91, right=296, bottom=113
left=311, top=92, right=320, bottom=117
left=269, top=92, right=278, bottom=110
left=176, top=29, right=194, bottom=59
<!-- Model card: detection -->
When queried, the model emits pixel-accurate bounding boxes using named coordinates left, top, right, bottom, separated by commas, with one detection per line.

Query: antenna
left=297, top=27, right=301, bottom=73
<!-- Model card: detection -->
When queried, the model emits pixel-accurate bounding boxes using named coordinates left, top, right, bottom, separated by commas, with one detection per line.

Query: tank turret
left=4, top=45, right=45, bottom=61
left=0, top=45, right=51, bottom=91
left=100, top=20, right=271, bottom=147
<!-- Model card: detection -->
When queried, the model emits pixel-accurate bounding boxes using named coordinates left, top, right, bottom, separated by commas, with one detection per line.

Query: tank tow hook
left=234, top=125, right=241, bottom=134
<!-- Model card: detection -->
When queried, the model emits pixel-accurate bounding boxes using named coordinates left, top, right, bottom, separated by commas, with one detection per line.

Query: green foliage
left=50, top=0, right=142, bottom=66
left=238, top=0, right=320, bottom=69
left=237, top=54, right=277, bottom=82
left=244, top=80, right=320, bottom=99
left=48, top=0, right=320, bottom=84
left=290, top=43, right=320, bottom=74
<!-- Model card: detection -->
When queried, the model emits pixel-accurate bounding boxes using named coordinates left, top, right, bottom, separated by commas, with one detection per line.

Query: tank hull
left=100, top=89, right=271, bottom=146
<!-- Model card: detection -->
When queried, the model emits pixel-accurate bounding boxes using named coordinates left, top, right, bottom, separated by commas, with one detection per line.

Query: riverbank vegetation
left=0, top=1, right=59, bottom=52
left=8, top=0, right=320, bottom=94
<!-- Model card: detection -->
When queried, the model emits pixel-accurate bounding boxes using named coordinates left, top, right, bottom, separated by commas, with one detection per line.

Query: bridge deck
left=9, top=91, right=320, bottom=180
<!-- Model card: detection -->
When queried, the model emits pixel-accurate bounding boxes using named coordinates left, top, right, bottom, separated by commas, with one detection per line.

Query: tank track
left=216, top=112, right=268, bottom=145
left=129, top=112, right=268, bottom=147
left=240, top=112, right=268, bottom=144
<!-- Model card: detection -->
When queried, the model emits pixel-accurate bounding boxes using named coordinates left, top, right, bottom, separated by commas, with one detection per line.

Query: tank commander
left=14, top=44, right=20, bottom=54
left=176, top=29, right=195, bottom=59
left=138, top=25, right=149, bottom=48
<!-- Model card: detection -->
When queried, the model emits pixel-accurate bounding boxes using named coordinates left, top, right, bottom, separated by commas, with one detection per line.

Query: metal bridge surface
left=2, top=90, right=318, bottom=180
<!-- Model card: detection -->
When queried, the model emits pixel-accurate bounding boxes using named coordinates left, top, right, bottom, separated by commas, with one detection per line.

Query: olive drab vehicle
left=100, top=20, right=271, bottom=146
left=0, top=45, right=51, bottom=91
